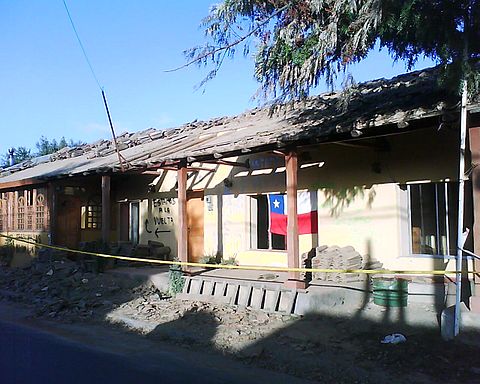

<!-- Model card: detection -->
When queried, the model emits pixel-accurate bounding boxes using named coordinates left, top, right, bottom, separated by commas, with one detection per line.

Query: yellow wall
left=0, top=231, right=49, bottom=267
left=138, top=127, right=464, bottom=273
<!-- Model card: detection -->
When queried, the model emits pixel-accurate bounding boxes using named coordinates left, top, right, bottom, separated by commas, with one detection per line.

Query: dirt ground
left=1, top=256, right=479, bottom=383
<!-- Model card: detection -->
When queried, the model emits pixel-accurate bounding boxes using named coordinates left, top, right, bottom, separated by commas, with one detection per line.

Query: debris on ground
left=381, top=333, right=407, bottom=344
left=1, top=255, right=479, bottom=384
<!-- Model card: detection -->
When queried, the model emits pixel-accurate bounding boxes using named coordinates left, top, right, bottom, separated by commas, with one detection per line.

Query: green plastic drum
left=372, top=278, right=408, bottom=307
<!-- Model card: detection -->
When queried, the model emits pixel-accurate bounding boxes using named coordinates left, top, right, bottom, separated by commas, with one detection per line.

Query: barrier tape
left=0, top=233, right=477, bottom=276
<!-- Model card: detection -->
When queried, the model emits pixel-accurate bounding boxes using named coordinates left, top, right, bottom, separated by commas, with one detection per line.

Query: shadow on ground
left=1, top=256, right=480, bottom=384
left=144, top=305, right=480, bottom=384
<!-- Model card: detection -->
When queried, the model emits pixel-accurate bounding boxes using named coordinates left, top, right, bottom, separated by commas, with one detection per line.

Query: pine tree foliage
left=185, top=0, right=480, bottom=101
left=35, top=136, right=83, bottom=156
left=1, top=136, right=85, bottom=168
left=0, top=147, right=32, bottom=167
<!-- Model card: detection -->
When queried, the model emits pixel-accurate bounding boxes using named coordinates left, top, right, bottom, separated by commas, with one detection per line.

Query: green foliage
left=200, top=254, right=219, bottom=264
left=36, top=136, right=84, bottom=156
left=220, top=256, right=238, bottom=266
left=187, top=0, right=480, bottom=101
left=168, top=264, right=185, bottom=295
left=200, top=253, right=237, bottom=265
left=1, top=146, right=33, bottom=167
left=2, top=136, right=85, bottom=168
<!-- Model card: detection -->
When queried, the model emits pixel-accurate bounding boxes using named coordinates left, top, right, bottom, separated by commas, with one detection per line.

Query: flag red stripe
left=269, top=211, right=318, bottom=235
left=269, top=212, right=287, bottom=235
left=298, top=211, right=318, bottom=234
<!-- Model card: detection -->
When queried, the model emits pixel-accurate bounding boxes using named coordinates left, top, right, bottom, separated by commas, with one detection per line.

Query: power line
left=61, top=0, right=129, bottom=171
left=62, top=0, right=102, bottom=90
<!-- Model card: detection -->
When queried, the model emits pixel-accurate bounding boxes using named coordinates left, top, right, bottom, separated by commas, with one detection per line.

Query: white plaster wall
left=139, top=196, right=179, bottom=257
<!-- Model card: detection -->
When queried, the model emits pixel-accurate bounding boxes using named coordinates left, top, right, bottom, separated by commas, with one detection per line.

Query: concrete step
left=177, top=276, right=297, bottom=314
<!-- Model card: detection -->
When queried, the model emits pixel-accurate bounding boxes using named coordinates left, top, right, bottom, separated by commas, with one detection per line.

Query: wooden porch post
left=102, top=175, right=111, bottom=244
left=47, top=183, right=57, bottom=244
left=284, top=150, right=306, bottom=289
left=177, top=166, right=188, bottom=270
left=469, top=127, right=480, bottom=311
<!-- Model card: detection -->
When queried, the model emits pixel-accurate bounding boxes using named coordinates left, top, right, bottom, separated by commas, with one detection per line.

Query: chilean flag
left=268, top=192, right=318, bottom=235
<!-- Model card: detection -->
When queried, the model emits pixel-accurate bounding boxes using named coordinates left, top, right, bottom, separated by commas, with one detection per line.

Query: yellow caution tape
left=0, top=233, right=477, bottom=276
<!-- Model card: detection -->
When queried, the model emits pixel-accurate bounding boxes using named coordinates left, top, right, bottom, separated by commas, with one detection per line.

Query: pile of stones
left=0, top=253, right=151, bottom=321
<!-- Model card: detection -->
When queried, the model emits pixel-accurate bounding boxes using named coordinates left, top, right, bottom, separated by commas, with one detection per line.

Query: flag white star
left=273, top=199, right=280, bottom=208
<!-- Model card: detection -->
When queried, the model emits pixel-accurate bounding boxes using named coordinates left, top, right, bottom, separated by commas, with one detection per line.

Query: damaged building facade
left=0, top=68, right=479, bottom=308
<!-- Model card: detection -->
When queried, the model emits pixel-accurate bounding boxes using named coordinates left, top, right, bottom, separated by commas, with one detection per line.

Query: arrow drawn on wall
left=155, top=227, right=171, bottom=238
left=145, top=218, right=171, bottom=237
left=145, top=219, right=152, bottom=233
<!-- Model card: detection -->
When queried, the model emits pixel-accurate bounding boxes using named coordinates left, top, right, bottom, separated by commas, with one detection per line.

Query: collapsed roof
left=1, top=66, right=479, bottom=187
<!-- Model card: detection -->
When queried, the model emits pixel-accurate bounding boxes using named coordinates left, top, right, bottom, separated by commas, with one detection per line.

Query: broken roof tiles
left=0, top=66, right=477, bottom=185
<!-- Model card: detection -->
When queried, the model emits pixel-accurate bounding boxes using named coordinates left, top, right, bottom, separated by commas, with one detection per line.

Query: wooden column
left=469, top=127, right=480, bottom=285
left=177, top=166, right=188, bottom=269
left=284, top=150, right=306, bottom=289
left=101, top=175, right=111, bottom=244
left=47, top=183, right=56, bottom=244
left=13, top=191, right=18, bottom=231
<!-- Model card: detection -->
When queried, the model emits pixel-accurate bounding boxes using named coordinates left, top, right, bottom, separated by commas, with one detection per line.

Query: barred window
left=81, top=197, right=102, bottom=229
left=409, top=182, right=458, bottom=255
left=17, top=196, right=25, bottom=230
left=36, top=193, right=46, bottom=230
left=0, top=188, right=50, bottom=232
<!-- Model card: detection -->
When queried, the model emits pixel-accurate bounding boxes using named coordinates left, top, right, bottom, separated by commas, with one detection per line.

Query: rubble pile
left=112, top=297, right=291, bottom=354
left=0, top=255, right=149, bottom=320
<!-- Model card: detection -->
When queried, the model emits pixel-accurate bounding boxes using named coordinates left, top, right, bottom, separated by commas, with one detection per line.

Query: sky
left=0, top=1, right=436, bottom=156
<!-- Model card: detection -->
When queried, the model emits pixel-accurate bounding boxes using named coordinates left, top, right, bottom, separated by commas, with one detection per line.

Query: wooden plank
left=177, top=166, right=188, bottom=269
left=0, top=178, right=45, bottom=191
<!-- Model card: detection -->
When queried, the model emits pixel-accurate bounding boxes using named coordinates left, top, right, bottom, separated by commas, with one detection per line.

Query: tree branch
left=164, top=4, right=290, bottom=73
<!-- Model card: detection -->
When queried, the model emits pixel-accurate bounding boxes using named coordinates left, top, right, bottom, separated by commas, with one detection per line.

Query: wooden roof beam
left=0, top=177, right=46, bottom=191
left=202, top=159, right=250, bottom=168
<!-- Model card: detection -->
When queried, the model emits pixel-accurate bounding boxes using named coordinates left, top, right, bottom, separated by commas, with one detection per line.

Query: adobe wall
left=136, top=126, right=469, bottom=273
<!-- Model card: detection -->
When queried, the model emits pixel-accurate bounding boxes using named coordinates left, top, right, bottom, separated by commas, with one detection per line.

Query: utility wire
left=61, top=0, right=129, bottom=171
left=62, top=0, right=102, bottom=89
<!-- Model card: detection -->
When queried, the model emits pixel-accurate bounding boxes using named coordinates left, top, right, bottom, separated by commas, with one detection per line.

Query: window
left=0, top=189, right=49, bottom=232
left=26, top=190, right=33, bottom=230
left=409, top=182, right=458, bottom=255
left=130, top=202, right=139, bottom=245
left=81, top=197, right=102, bottom=229
left=35, top=193, right=47, bottom=230
left=250, top=195, right=286, bottom=250
left=17, top=196, right=25, bottom=230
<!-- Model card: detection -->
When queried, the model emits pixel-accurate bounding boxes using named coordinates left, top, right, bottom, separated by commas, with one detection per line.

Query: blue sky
left=0, top=1, right=435, bottom=156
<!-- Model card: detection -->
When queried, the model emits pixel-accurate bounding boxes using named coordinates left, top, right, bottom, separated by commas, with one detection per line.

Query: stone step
left=177, top=276, right=297, bottom=314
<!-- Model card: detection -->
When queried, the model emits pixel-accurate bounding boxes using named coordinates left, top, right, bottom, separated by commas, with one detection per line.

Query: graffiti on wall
left=145, top=198, right=176, bottom=238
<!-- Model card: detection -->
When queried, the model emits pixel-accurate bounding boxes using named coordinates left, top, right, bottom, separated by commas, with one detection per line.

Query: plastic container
left=373, top=277, right=408, bottom=307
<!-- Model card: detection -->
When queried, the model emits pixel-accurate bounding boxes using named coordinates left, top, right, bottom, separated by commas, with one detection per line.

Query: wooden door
left=119, top=202, right=130, bottom=242
left=56, top=195, right=81, bottom=248
left=187, top=192, right=204, bottom=263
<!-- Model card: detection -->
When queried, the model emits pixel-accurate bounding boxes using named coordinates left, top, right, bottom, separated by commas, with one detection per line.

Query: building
left=1, top=67, right=479, bottom=308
